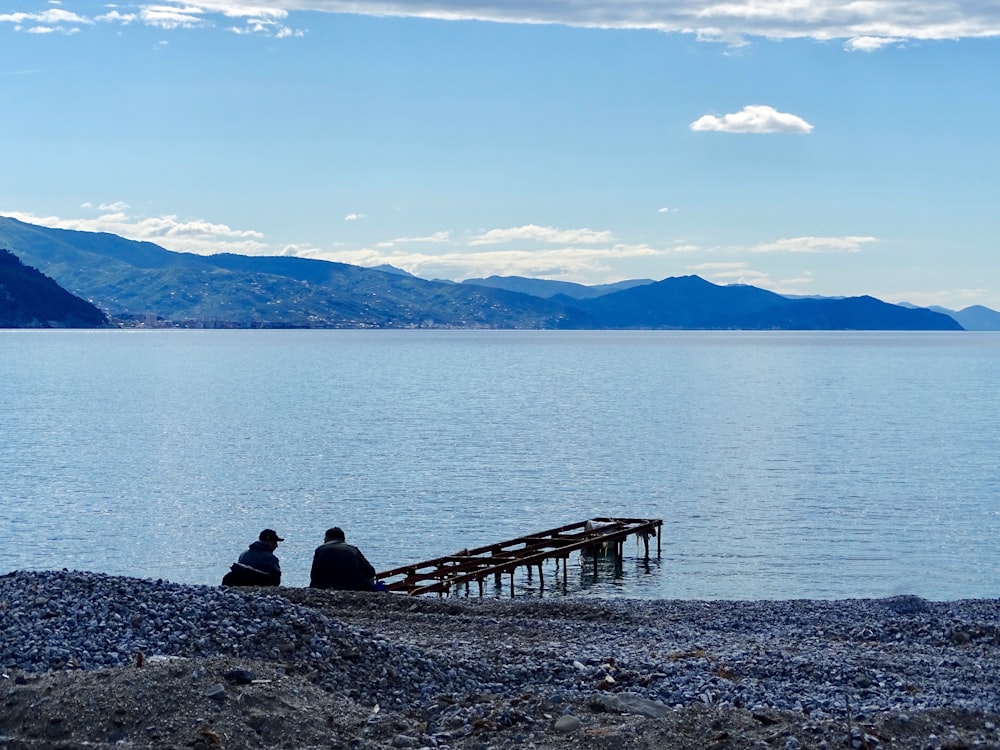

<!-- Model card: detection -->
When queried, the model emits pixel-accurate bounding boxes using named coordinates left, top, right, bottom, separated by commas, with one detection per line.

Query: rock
left=614, top=693, right=671, bottom=719
left=391, top=733, right=420, bottom=747
left=205, top=683, right=227, bottom=701
left=553, top=714, right=582, bottom=733
left=223, top=669, right=255, bottom=684
left=589, top=693, right=670, bottom=718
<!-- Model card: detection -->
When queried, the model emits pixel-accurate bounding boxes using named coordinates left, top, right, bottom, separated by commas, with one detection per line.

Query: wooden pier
left=375, top=517, right=662, bottom=597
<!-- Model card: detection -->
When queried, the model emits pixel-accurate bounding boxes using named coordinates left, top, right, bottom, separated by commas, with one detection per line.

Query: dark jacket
left=237, top=540, right=281, bottom=585
left=310, top=540, right=376, bottom=591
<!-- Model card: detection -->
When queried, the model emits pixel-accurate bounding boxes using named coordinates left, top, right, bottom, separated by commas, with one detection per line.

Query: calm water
left=2, top=329, right=998, bottom=601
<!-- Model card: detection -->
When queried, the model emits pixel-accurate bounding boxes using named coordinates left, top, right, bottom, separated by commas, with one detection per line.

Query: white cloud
left=278, top=242, right=323, bottom=256
left=139, top=4, right=206, bottom=29
left=374, top=232, right=450, bottom=248
left=99, top=201, right=131, bottom=211
left=688, top=261, right=748, bottom=272
left=715, top=269, right=772, bottom=283
left=227, top=20, right=302, bottom=34
left=845, top=35, right=905, bottom=51
left=97, top=10, right=138, bottom=24
left=689, top=262, right=775, bottom=288
left=311, top=241, right=667, bottom=281
left=214, top=5, right=304, bottom=35
left=753, top=235, right=878, bottom=253
left=386, top=231, right=451, bottom=245
left=344, top=212, right=366, bottom=221
left=7, top=0, right=999, bottom=42
left=777, top=271, right=817, bottom=287
left=4, top=209, right=269, bottom=256
left=469, top=224, right=613, bottom=246
left=0, top=8, right=90, bottom=24
left=216, top=4, right=289, bottom=19
left=690, top=104, right=813, bottom=134
left=686, top=262, right=822, bottom=295
left=0, top=8, right=91, bottom=31
left=183, top=0, right=1000, bottom=42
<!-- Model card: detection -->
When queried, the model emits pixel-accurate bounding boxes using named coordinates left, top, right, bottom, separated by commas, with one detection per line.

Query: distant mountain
left=559, top=276, right=963, bottom=330
left=0, top=217, right=589, bottom=329
left=0, top=216, right=972, bottom=330
left=0, top=248, right=108, bottom=328
left=371, top=264, right=417, bottom=278
left=462, top=275, right=654, bottom=299
left=929, top=305, right=1000, bottom=331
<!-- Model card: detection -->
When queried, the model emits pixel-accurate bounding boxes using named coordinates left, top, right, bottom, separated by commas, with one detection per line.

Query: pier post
left=375, top=517, right=663, bottom=596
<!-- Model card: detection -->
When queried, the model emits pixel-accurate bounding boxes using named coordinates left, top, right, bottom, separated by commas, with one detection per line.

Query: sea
left=2, top=329, right=998, bottom=601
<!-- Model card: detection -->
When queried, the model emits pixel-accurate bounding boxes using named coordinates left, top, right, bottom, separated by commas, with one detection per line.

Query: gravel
left=1, top=569, right=998, bottom=749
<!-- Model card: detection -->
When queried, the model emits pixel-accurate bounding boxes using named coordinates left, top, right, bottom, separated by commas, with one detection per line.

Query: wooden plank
left=376, top=518, right=662, bottom=596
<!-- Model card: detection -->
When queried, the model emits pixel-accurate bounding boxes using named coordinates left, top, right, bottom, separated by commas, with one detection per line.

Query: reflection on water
left=445, top=551, right=666, bottom=600
left=2, top=330, right=999, bottom=600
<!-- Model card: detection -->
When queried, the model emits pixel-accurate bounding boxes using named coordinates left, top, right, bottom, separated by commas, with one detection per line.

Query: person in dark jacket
left=310, top=527, right=377, bottom=591
left=223, top=528, right=283, bottom=586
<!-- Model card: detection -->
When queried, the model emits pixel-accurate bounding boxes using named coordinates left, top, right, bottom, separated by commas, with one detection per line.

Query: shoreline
left=3, top=564, right=992, bottom=604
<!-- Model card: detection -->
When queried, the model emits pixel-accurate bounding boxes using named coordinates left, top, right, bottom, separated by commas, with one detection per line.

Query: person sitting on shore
left=309, top=526, right=377, bottom=591
left=222, top=529, right=283, bottom=587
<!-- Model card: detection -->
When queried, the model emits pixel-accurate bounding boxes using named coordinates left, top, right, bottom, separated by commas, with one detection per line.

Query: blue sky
left=2, top=1, right=999, bottom=310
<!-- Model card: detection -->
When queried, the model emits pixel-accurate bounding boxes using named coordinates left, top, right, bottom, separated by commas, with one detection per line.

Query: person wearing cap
left=231, top=528, right=284, bottom=586
left=310, top=526, right=377, bottom=591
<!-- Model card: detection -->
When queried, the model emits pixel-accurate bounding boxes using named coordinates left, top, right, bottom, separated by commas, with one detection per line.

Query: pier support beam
left=375, top=517, right=663, bottom=596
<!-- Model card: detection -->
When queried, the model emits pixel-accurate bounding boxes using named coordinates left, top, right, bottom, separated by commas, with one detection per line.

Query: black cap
left=259, top=529, right=284, bottom=542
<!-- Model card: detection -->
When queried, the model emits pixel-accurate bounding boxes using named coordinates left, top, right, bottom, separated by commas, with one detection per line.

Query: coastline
left=2, top=570, right=998, bottom=749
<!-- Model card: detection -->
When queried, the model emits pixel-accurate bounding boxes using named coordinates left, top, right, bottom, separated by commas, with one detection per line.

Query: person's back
left=224, top=529, right=283, bottom=586
left=310, top=527, right=376, bottom=591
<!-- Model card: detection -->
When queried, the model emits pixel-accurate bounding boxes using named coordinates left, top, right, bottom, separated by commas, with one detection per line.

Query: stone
left=553, top=714, right=581, bottom=733
left=590, top=693, right=670, bottom=719
left=223, top=669, right=255, bottom=685
left=615, top=693, right=671, bottom=719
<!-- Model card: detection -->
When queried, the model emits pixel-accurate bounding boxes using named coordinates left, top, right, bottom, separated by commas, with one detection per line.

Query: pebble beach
left=2, top=569, right=998, bottom=749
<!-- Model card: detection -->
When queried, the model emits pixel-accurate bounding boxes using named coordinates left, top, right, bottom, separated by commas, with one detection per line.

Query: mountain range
left=1, top=215, right=994, bottom=330
left=0, top=247, right=108, bottom=328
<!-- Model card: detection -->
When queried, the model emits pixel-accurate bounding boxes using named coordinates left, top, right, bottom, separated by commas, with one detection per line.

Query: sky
left=2, top=1, right=999, bottom=311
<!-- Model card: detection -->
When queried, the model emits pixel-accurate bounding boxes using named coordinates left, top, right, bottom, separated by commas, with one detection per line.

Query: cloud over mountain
left=469, top=225, right=614, bottom=246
